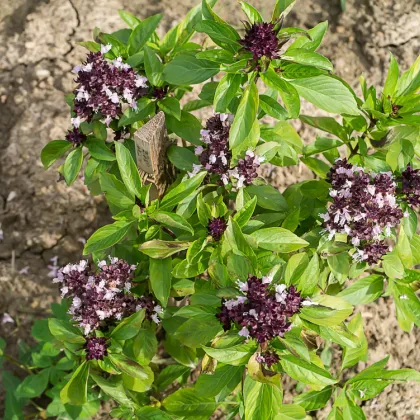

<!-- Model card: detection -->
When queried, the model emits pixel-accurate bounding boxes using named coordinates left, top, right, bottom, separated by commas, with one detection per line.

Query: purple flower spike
left=217, top=275, right=303, bottom=344
left=240, top=22, right=280, bottom=60
left=65, top=127, right=87, bottom=146
left=85, top=337, right=108, bottom=360
left=52, top=257, right=162, bottom=335
left=208, top=217, right=228, bottom=241
left=321, top=159, right=404, bottom=265
left=71, top=49, right=148, bottom=127
left=400, top=164, right=420, bottom=207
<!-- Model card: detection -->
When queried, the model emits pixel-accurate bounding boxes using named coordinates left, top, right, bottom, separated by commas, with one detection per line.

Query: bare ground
left=1, top=0, right=420, bottom=418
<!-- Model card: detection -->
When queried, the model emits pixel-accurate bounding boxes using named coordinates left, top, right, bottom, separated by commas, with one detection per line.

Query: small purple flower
left=256, top=350, right=279, bottom=368
left=198, top=113, right=232, bottom=179
left=84, top=337, right=108, bottom=360
left=65, top=127, right=87, bottom=146
left=208, top=217, right=227, bottom=241
left=400, top=164, right=420, bottom=207
left=240, top=22, right=280, bottom=60
left=217, top=275, right=302, bottom=344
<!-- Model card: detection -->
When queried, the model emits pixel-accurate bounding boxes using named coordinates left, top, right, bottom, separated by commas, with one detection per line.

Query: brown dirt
left=1, top=0, right=420, bottom=419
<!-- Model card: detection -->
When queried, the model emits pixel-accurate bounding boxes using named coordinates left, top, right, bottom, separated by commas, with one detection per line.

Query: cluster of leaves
left=4, top=0, right=420, bottom=419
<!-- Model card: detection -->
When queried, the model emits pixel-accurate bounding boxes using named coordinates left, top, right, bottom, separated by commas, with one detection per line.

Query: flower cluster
left=66, top=44, right=148, bottom=143
left=208, top=217, right=228, bottom=241
left=216, top=275, right=303, bottom=344
left=53, top=257, right=162, bottom=335
left=84, top=337, right=108, bottom=360
left=400, top=164, right=420, bottom=207
left=193, top=113, right=263, bottom=187
left=240, top=22, right=280, bottom=60
left=320, top=159, right=404, bottom=264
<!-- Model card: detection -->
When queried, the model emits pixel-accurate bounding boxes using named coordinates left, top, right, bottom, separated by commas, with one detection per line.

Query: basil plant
left=4, top=1, right=420, bottom=419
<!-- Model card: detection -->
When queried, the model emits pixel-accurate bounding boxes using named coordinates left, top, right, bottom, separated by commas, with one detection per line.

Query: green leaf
left=15, top=368, right=50, bottom=398
left=288, top=21, right=328, bottom=51
left=327, top=253, right=350, bottom=284
left=118, top=97, right=155, bottom=126
left=167, top=145, right=199, bottom=171
left=301, top=180, right=330, bottom=199
left=161, top=172, right=207, bottom=210
left=251, top=227, right=308, bottom=253
left=337, top=275, right=383, bottom=305
left=214, top=73, right=241, bottom=112
left=240, top=2, right=263, bottom=23
left=139, top=240, right=191, bottom=258
left=165, top=335, right=196, bottom=367
left=283, top=49, right=333, bottom=72
left=395, top=55, right=420, bottom=96
left=261, top=70, right=300, bottom=118
left=304, top=137, right=344, bottom=156
left=144, top=45, right=164, bottom=87
left=259, top=94, right=288, bottom=120
left=163, top=54, right=219, bottom=85
left=84, top=220, right=134, bottom=254
left=202, top=342, right=257, bottom=366
left=300, top=115, right=347, bottom=141
left=132, top=329, right=158, bottom=365
left=386, top=139, right=414, bottom=172
left=41, top=140, right=72, bottom=169
left=91, top=374, right=135, bottom=407
left=246, top=185, right=288, bottom=211
left=129, top=13, right=163, bottom=53
left=229, top=81, right=259, bottom=150
left=196, top=364, right=243, bottom=398
left=290, top=76, right=359, bottom=115
left=109, top=353, right=152, bottom=381
left=341, top=313, right=368, bottom=370
left=175, top=318, right=222, bottom=348
left=135, top=407, right=173, bottom=419
left=300, top=297, right=353, bottom=327
left=260, top=121, right=303, bottom=152
left=298, top=253, right=319, bottom=295
left=85, top=138, right=116, bottom=161
left=166, top=110, right=202, bottom=145
left=99, top=172, right=135, bottom=210
left=382, top=251, right=405, bottom=279
left=60, top=361, right=89, bottom=405
left=63, top=147, right=83, bottom=185
left=118, top=10, right=141, bottom=28
left=342, top=395, right=366, bottom=420
left=293, top=386, right=333, bottom=411
left=234, top=196, right=257, bottom=228
left=301, top=156, right=330, bottom=178
left=150, top=257, right=172, bottom=307
left=48, top=318, right=84, bottom=344
left=195, top=20, right=240, bottom=52
left=115, top=141, right=143, bottom=199
left=152, top=211, right=194, bottom=234
left=110, top=308, right=145, bottom=340
left=383, top=53, right=399, bottom=97
left=280, top=354, right=337, bottom=386
left=163, top=388, right=219, bottom=417
left=272, top=0, right=296, bottom=21
left=158, top=96, right=181, bottom=120
left=390, top=281, right=420, bottom=328
left=244, top=376, right=283, bottom=420
left=156, top=364, right=191, bottom=391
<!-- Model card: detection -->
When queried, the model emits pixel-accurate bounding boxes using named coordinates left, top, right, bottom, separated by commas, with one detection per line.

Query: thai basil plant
left=3, top=0, right=420, bottom=418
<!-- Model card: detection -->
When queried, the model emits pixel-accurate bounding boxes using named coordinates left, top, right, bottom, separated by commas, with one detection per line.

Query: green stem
left=4, top=354, right=34, bottom=375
